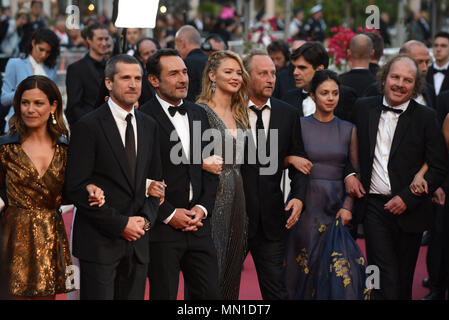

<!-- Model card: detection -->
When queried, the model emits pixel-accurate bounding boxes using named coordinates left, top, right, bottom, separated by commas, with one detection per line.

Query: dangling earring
left=51, top=112, right=57, bottom=125
left=211, top=82, right=216, bottom=93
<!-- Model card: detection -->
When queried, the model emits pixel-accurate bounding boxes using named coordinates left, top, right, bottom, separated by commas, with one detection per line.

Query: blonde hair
left=197, top=50, right=249, bottom=129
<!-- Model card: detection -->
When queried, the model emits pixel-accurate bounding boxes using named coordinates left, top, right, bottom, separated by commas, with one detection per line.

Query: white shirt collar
left=382, top=96, right=410, bottom=112
left=155, top=94, right=184, bottom=112
left=248, top=98, right=271, bottom=110
left=434, top=60, right=449, bottom=70
left=108, top=98, right=135, bottom=121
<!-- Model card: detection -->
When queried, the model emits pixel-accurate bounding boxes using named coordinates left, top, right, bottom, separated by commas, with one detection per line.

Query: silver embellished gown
left=199, top=103, right=248, bottom=300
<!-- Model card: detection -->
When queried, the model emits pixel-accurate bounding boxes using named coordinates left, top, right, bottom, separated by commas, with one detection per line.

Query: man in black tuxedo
left=366, top=32, right=384, bottom=77
left=139, top=49, right=220, bottom=300
left=351, top=55, right=448, bottom=299
left=65, top=54, right=162, bottom=299
left=363, top=40, right=436, bottom=110
left=65, top=22, right=109, bottom=126
left=242, top=50, right=309, bottom=300
left=282, top=42, right=357, bottom=122
left=339, top=34, right=377, bottom=97
left=427, top=32, right=449, bottom=96
left=175, top=25, right=208, bottom=102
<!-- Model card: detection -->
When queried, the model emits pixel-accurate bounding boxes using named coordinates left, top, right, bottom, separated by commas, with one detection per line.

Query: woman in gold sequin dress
left=196, top=51, right=249, bottom=300
left=0, top=76, right=105, bottom=299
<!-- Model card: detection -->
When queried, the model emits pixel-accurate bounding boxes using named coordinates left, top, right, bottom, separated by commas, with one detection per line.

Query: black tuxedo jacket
left=272, top=64, right=296, bottom=99
left=281, top=85, right=357, bottom=122
left=184, top=48, right=208, bottom=102
left=241, top=97, right=308, bottom=241
left=65, top=54, right=105, bottom=126
left=139, top=97, right=218, bottom=242
left=65, top=103, right=161, bottom=264
left=352, top=96, right=448, bottom=232
left=362, top=82, right=436, bottom=110
left=436, top=90, right=449, bottom=126
left=427, top=64, right=449, bottom=96
left=339, top=68, right=377, bottom=97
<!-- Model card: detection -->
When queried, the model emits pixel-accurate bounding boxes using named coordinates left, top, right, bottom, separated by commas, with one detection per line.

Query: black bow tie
left=168, top=104, right=187, bottom=117
left=301, top=91, right=309, bottom=100
left=433, top=67, right=447, bottom=75
left=381, top=105, right=403, bottom=114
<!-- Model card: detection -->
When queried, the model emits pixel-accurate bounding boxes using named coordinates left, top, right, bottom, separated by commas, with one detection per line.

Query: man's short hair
left=349, top=34, right=373, bottom=60
left=267, top=40, right=290, bottom=62
left=175, top=25, right=201, bottom=46
left=290, top=41, right=329, bottom=69
left=243, top=49, right=269, bottom=73
left=146, top=48, right=182, bottom=79
left=82, top=22, right=107, bottom=40
left=365, top=32, right=384, bottom=61
left=399, top=40, right=428, bottom=55
left=136, top=37, right=161, bottom=56
left=434, top=31, right=449, bottom=42
left=377, top=54, right=425, bottom=98
left=105, top=54, right=142, bottom=81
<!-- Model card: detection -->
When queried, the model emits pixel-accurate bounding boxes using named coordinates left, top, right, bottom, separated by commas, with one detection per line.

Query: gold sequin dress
left=0, top=135, right=73, bottom=297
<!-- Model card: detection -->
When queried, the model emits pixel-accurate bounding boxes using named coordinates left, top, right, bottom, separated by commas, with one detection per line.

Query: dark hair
left=136, top=37, right=161, bottom=58
left=146, top=48, right=181, bottom=79
left=365, top=32, right=384, bottom=61
left=25, top=28, right=60, bottom=68
left=9, top=75, right=68, bottom=143
left=434, top=31, right=449, bottom=42
left=310, top=69, right=340, bottom=94
left=291, top=41, right=329, bottom=69
left=201, top=33, right=228, bottom=51
left=267, top=40, right=290, bottom=62
left=104, top=54, right=142, bottom=81
left=82, top=22, right=108, bottom=40
left=377, top=54, right=425, bottom=98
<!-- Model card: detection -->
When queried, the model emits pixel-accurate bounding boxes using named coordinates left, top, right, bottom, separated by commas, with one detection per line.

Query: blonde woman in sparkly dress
left=0, top=76, right=104, bottom=299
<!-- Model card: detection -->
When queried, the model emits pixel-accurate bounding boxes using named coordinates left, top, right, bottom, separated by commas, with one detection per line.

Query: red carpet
left=58, top=208, right=430, bottom=300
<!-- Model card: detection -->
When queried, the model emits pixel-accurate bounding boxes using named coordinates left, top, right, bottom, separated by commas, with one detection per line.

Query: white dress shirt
left=302, top=92, right=316, bottom=117
left=149, top=94, right=207, bottom=223
left=369, top=97, right=410, bottom=195
left=433, top=61, right=449, bottom=95
left=108, top=98, right=137, bottom=154
left=248, top=98, right=272, bottom=142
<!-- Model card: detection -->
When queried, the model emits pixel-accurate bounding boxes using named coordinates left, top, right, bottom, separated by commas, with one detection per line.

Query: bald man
left=175, top=25, right=208, bottom=101
left=339, top=34, right=377, bottom=97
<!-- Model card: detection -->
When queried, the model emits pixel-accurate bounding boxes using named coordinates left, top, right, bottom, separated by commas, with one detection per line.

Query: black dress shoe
left=422, top=278, right=430, bottom=288
left=421, top=291, right=444, bottom=300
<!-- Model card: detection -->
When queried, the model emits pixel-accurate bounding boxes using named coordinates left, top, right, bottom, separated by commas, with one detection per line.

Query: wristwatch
left=143, top=218, right=151, bottom=231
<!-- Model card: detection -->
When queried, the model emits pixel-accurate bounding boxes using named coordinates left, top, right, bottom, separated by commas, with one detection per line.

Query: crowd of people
left=0, top=1, right=449, bottom=301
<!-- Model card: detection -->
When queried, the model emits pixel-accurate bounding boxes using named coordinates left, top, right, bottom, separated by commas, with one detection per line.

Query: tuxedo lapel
left=267, top=100, right=281, bottom=155
left=368, top=101, right=382, bottom=158
left=151, top=98, right=176, bottom=137
left=134, top=111, right=150, bottom=190
left=98, top=105, right=134, bottom=191
left=389, top=101, right=414, bottom=160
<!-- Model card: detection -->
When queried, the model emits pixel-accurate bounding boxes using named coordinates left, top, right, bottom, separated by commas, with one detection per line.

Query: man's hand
left=285, top=198, right=304, bottom=229
left=121, top=216, right=146, bottom=241
left=182, top=206, right=205, bottom=232
left=168, top=209, right=195, bottom=230
left=384, top=195, right=407, bottom=215
left=336, top=208, right=352, bottom=226
left=345, top=175, right=366, bottom=198
left=432, top=187, right=446, bottom=206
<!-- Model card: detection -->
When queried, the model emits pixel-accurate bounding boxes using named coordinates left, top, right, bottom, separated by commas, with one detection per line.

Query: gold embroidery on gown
left=0, top=143, right=73, bottom=296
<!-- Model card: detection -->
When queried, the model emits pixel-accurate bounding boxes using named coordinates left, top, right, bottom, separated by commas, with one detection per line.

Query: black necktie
left=168, top=104, right=187, bottom=117
left=301, top=91, right=309, bottom=100
left=125, top=113, right=136, bottom=183
left=381, top=105, right=403, bottom=114
left=250, top=105, right=268, bottom=156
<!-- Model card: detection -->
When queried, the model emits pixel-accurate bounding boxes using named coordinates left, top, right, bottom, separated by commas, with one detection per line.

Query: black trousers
left=79, top=244, right=147, bottom=300
left=248, top=226, right=288, bottom=300
left=426, top=200, right=449, bottom=297
left=363, top=195, right=422, bottom=300
left=148, top=233, right=220, bottom=300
